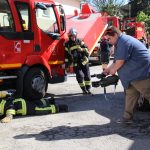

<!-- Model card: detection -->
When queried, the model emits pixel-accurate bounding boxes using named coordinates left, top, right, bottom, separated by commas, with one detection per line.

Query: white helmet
left=68, top=28, right=77, bottom=37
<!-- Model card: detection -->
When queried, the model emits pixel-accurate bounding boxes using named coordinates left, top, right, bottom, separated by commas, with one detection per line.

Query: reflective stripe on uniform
left=69, top=45, right=80, bottom=51
left=84, top=48, right=89, bottom=53
left=13, top=98, right=27, bottom=115
left=6, top=109, right=16, bottom=115
left=35, top=105, right=56, bottom=114
left=85, top=81, right=91, bottom=85
left=77, top=47, right=82, bottom=51
left=82, top=56, right=88, bottom=65
left=82, top=61, right=87, bottom=65
left=50, top=105, right=56, bottom=113
left=0, top=99, right=6, bottom=115
left=79, top=82, right=85, bottom=87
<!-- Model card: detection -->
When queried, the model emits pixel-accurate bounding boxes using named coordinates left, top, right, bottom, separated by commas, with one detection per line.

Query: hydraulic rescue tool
left=91, top=73, right=119, bottom=100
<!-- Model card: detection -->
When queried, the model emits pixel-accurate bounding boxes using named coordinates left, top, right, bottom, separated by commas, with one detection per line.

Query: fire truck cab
left=0, top=0, right=66, bottom=100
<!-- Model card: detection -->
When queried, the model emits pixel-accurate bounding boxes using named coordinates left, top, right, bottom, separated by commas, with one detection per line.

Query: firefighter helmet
left=68, top=28, right=77, bottom=37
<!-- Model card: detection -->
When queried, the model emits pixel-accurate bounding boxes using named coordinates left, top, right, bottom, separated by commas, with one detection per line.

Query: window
left=15, top=2, right=30, bottom=31
left=0, top=0, right=15, bottom=31
left=36, top=6, right=59, bottom=33
left=108, top=20, right=113, bottom=27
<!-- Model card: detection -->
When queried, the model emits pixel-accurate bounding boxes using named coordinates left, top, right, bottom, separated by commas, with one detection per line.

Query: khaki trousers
left=123, top=77, right=150, bottom=119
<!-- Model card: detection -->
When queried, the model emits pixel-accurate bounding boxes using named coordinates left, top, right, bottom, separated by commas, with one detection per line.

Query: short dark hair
left=104, top=26, right=122, bottom=36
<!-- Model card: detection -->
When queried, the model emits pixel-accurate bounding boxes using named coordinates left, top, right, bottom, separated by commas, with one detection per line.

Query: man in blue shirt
left=103, top=26, right=150, bottom=124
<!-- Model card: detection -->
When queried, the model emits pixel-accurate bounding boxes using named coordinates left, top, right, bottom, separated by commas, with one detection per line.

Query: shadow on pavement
left=13, top=91, right=150, bottom=150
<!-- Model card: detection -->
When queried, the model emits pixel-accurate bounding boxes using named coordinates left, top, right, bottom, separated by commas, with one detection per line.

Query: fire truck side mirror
left=59, top=6, right=66, bottom=32
left=35, top=2, right=47, bottom=10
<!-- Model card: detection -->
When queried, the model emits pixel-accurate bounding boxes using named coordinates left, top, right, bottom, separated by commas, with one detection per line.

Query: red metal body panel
left=122, top=18, right=146, bottom=40
left=106, top=16, right=121, bottom=28
left=0, top=0, right=110, bottom=98
left=0, top=1, right=107, bottom=87
left=104, top=16, right=147, bottom=40
left=0, top=0, right=34, bottom=70
left=66, top=4, right=107, bottom=55
left=0, top=0, right=66, bottom=74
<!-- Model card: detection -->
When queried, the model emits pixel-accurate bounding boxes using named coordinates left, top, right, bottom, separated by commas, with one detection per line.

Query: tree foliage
left=129, top=0, right=150, bottom=17
left=136, top=11, right=150, bottom=33
left=129, top=0, right=150, bottom=33
left=87, top=0, right=125, bottom=17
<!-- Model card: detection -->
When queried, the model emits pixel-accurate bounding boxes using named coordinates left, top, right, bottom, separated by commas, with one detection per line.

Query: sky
left=88, top=0, right=129, bottom=5
left=122, top=0, right=129, bottom=5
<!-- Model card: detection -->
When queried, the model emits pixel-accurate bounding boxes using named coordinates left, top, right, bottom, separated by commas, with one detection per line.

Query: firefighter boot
left=82, top=89, right=88, bottom=94
left=57, top=104, right=69, bottom=113
left=87, top=89, right=94, bottom=95
left=1, top=114, right=13, bottom=123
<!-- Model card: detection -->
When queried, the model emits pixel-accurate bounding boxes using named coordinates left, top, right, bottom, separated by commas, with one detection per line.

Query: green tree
left=129, top=0, right=150, bottom=17
left=136, top=11, right=150, bottom=33
left=89, top=0, right=125, bottom=17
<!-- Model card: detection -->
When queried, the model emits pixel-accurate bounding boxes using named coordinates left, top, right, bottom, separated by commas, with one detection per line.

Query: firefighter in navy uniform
left=0, top=91, right=68, bottom=123
left=64, top=28, right=92, bottom=94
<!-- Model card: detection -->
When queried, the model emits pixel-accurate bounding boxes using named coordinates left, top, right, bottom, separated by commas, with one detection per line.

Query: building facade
left=55, top=0, right=81, bottom=15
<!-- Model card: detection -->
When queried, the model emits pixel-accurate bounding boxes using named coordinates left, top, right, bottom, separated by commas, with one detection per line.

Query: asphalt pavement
left=0, top=63, right=150, bottom=150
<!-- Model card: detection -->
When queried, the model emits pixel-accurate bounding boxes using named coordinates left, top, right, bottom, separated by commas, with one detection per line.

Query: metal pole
left=129, top=3, right=131, bottom=18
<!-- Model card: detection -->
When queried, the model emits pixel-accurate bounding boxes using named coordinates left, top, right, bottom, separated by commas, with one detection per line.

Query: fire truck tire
left=23, top=67, right=48, bottom=100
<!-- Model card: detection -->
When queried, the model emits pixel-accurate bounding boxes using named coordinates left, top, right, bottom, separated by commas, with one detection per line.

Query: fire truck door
left=35, top=4, right=63, bottom=63
left=0, top=0, right=33, bottom=68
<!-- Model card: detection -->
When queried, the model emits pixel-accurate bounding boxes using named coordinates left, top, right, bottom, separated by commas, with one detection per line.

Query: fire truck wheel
left=23, top=67, right=48, bottom=100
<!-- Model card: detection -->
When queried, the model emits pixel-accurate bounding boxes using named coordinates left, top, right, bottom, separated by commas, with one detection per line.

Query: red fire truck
left=107, top=16, right=147, bottom=41
left=89, top=15, right=148, bottom=64
left=122, top=18, right=147, bottom=41
left=0, top=0, right=106, bottom=100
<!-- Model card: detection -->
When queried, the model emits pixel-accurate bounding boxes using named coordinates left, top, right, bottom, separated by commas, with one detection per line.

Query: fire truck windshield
left=36, top=3, right=59, bottom=34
